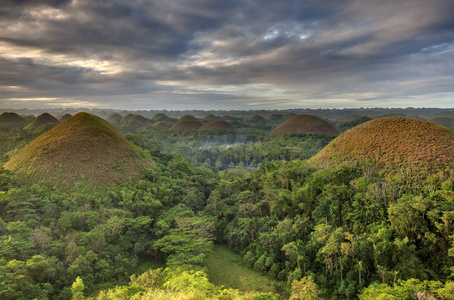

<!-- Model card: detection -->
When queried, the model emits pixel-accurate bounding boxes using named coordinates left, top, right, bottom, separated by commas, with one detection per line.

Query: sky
left=1, top=0, right=454, bottom=110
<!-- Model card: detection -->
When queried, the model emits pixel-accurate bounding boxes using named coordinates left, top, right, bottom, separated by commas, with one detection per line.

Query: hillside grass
left=4, top=112, right=154, bottom=185
left=313, top=117, right=454, bottom=168
left=270, top=114, right=340, bottom=136
left=205, top=244, right=277, bottom=293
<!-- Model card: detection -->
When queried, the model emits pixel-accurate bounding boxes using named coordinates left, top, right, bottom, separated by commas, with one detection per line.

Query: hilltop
left=59, top=114, right=73, bottom=122
left=270, top=114, right=341, bottom=136
left=150, top=113, right=170, bottom=123
left=313, top=117, right=454, bottom=168
left=23, top=113, right=60, bottom=130
left=170, top=115, right=202, bottom=131
left=107, top=113, right=123, bottom=125
left=199, top=120, right=236, bottom=131
left=4, top=112, right=154, bottom=185
left=124, top=115, right=152, bottom=127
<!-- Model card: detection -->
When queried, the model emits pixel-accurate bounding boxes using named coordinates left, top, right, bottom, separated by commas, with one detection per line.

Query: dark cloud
left=0, top=0, right=453, bottom=109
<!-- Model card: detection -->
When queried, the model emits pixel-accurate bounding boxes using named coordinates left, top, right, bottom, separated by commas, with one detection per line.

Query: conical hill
left=170, top=115, right=202, bottom=131
left=270, top=114, right=340, bottom=136
left=4, top=112, right=154, bottom=185
left=24, top=113, right=60, bottom=130
left=199, top=120, right=236, bottom=131
left=150, top=113, right=169, bottom=123
left=0, top=112, right=26, bottom=123
left=107, top=113, right=123, bottom=125
left=313, top=117, right=454, bottom=168
left=59, top=114, right=73, bottom=122
left=124, top=115, right=152, bottom=127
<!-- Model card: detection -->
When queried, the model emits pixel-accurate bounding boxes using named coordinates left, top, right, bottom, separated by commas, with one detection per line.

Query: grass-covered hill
left=106, top=113, right=123, bottom=125
left=123, top=114, right=152, bottom=127
left=0, top=112, right=26, bottom=124
left=152, top=120, right=172, bottom=129
left=4, top=112, right=154, bottom=185
left=270, top=114, right=341, bottom=136
left=265, top=113, right=283, bottom=121
left=150, top=112, right=170, bottom=122
left=313, top=117, right=454, bottom=168
left=120, top=113, right=136, bottom=125
left=202, top=113, right=218, bottom=121
left=331, top=114, right=363, bottom=122
left=199, top=120, right=236, bottom=132
left=170, top=115, right=202, bottom=131
left=59, top=113, right=73, bottom=122
left=23, top=112, right=60, bottom=130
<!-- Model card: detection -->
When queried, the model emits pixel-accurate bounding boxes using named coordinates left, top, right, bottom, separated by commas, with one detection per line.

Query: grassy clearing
left=205, top=244, right=277, bottom=293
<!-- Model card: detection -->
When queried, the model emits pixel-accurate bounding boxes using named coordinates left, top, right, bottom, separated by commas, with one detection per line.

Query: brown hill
left=0, top=112, right=26, bottom=123
left=170, top=115, right=202, bottom=131
left=150, top=113, right=170, bottom=123
left=152, top=121, right=172, bottom=129
left=124, top=115, right=152, bottom=127
left=24, top=113, right=60, bottom=130
left=270, top=114, right=341, bottom=136
left=199, top=120, right=236, bottom=132
left=120, top=113, right=135, bottom=125
left=312, top=117, right=454, bottom=168
left=265, top=114, right=283, bottom=121
left=4, top=112, right=154, bottom=185
left=59, top=114, right=73, bottom=122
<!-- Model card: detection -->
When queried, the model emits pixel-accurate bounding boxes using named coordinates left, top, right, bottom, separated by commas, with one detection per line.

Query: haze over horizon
left=1, top=0, right=454, bottom=110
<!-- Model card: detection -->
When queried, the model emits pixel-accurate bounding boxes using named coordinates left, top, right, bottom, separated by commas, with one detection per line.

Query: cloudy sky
left=1, top=0, right=453, bottom=110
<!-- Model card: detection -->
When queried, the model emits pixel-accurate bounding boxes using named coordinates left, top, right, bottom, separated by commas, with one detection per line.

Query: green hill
left=4, top=112, right=154, bottom=185
left=124, top=115, right=152, bottom=127
left=59, top=114, right=73, bottom=122
left=23, top=113, right=60, bottom=130
left=150, top=113, right=170, bottom=122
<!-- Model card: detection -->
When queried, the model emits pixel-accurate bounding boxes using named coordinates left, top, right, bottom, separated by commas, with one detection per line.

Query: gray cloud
left=0, top=0, right=453, bottom=109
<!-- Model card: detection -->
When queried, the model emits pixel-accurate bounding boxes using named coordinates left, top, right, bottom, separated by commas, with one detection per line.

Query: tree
left=71, top=276, right=84, bottom=300
left=290, top=276, right=323, bottom=300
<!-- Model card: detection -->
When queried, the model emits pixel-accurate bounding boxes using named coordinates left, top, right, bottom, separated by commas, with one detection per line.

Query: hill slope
left=313, top=117, right=454, bottom=167
left=270, top=114, right=340, bottom=136
left=4, top=112, right=154, bottom=185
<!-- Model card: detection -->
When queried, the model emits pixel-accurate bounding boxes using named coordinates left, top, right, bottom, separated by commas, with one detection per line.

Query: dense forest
left=0, top=109, right=453, bottom=299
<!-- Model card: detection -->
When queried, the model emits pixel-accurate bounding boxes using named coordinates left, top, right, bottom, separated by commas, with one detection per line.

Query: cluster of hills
left=1, top=107, right=452, bottom=186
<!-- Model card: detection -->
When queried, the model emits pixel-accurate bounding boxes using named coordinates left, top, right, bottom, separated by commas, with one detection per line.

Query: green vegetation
left=0, top=108, right=453, bottom=299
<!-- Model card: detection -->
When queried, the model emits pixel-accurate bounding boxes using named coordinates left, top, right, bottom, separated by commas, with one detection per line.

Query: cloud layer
left=1, top=0, right=453, bottom=109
